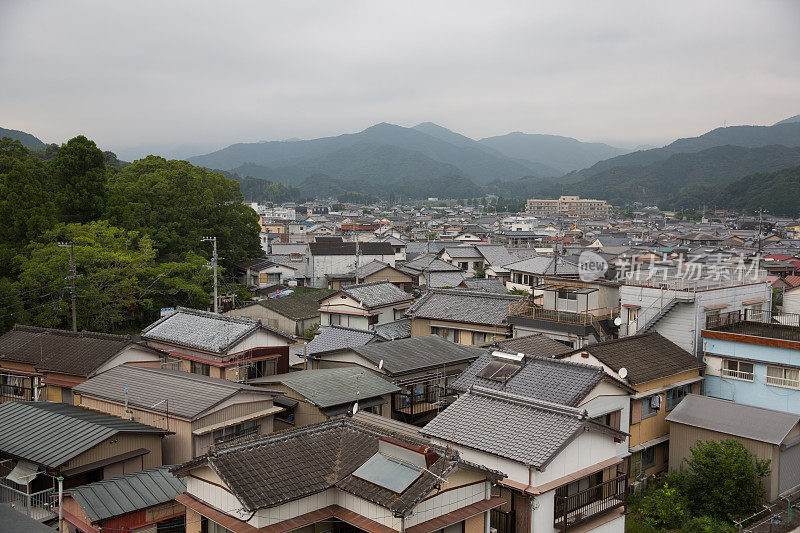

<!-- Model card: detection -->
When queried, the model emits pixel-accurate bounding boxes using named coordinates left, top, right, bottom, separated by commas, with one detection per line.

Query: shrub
left=636, top=481, right=690, bottom=529
left=680, top=516, right=736, bottom=533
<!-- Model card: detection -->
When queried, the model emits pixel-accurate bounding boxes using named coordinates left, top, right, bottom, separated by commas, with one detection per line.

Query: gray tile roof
left=476, top=245, right=517, bottom=268
left=452, top=351, right=615, bottom=406
left=422, top=387, right=590, bottom=468
left=503, top=256, right=579, bottom=276
left=73, top=366, right=275, bottom=420
left=348, top=260, right=396, bottom=278
left=335, top=281, right=412, bottom=309
left=399, top=255, right=462, bottom=273
left=457, top=278, right=507, bottom=294
left=666, top=395, right=800, bottom=445
left=176, top=418, right=493, bottom=515
left=374, top=318, right=412, bottom=340
left=0, top=325, right=135, bottom=377
left=351, top=335, right=484, bottom=376
left=570, top=332, right=702, bottom=385
left=443, top=246, right=482, bottom=259
left=0, top=402, right=167, bottom=468
left=406, top=289, right=524, bottom=327
left=250, top=367, right=399, bottom=408
left=425, top=270, right=466, bottom=288
left=67, top=466, right=186, bottom=523
left=252, top=289, right=335, bottom=320
left=490, top=334, right=575, bottom=357
left=142, top=307, right=291, bottom=354
left=305, top=325, right=382, bottom=356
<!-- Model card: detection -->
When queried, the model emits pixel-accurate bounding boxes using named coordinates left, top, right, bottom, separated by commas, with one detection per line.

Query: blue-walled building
left=702, top=314, right=800, bottom=414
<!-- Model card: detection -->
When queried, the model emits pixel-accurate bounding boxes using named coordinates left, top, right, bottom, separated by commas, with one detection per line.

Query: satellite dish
left=378, top=359, right=384, bottom=371
left=619, top=367, right=628, bottom=380
left=614, top=317, right=622, bottom=326
left=352, top=402, right=359, bottom=416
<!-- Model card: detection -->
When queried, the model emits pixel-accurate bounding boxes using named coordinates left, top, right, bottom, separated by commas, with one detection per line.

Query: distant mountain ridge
left=0, top=127, right=45, bottom=149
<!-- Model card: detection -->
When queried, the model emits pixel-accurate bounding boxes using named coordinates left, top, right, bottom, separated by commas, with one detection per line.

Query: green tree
left=52, top=136, right=107, bottom=223
left=105, top=156, right=261, bottom=267
left=635, top=481, right=689, bottom=529
left=15, top=221, right=209, bottom=333
left=472, top=263, right=486, bottom=278
left=684, top=439, right=770, bottom=521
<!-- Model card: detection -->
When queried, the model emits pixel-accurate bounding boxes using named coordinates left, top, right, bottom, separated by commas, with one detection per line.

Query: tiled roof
left=442, top=246, right=482, bottom=259
left=0, top=325, right=134, bottom=376
left=421, top=387, right=590, bottom=468
left=667, top=394, right=800, bottom=445
left=74, top=366, right=275, bottom=420
left=571, top=332, right=702, bottom=385
left=67, top=466, right=186, bottom=522
left=142, top=307, right=292, bottom=354
left=250, top=367, right=399, bottom=408
left=425, top=270, right=466, bottom=288
left=349, top=260, right=396, bottom=278
left=178, top=418, right=494, bottom=515
left=254, top=289, right=335, bottom=320
left=399, top=255, right=462, bottom=273
left=350, top=335, right=483, bottom=376
left=503, top=257, right=579, bottom=276
left=476, top=245, right=517, bottom=268
left=306, top=325, right=382, bottom=356
left=406, top=289, right=523, bottom=327
left=489, top=334, right=575, bottom=358
left=374, top=318, right=412, bottom=340
left=335, top=281, right=412, bottom=309
left=452, top=352, right=614, bottom=406
left=309, top=242, right=394, bottom=256
left=0, top=401, right=168, bottom=468
left=457, top=278, right=507, bottom=293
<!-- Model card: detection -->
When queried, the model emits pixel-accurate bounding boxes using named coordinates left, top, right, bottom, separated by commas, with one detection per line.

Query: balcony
left=508, top=302, right=619, bottom=341
left=554, top=471, right=627, bottom=532
left=720, top=368, right=754, bottom=381
left=705, top=309, right=800, bottom=342
left=623, top=270, right=767, bottom=292
left=0, top=479, right=56, bottom=521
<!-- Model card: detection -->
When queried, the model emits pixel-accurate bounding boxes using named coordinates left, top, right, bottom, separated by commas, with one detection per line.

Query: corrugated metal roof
left=68, top=466, right=186, bottom=523
left=0, top=402, right=167, bottom=468
left=251, top=367, right=399, bottom=408
left=666, top=394, right=800, bottom=445
left=351, top=335, right=483, bottom=376
left=73, top=366, right=275, bottom=420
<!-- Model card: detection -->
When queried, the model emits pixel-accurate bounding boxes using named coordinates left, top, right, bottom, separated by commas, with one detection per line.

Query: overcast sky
left=2, top=0, right=799, bottom=160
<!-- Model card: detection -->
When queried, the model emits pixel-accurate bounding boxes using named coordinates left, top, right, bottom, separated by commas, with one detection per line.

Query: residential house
left=0, top=325, right=162, bottom=404
left=60, top=466, right=186, bottom=533
left=440, top=246, right=486, bottom=277
left=305, top=241, right=396, bottom=288
left=0, top=401, right=168, bottom=509
left=308, top=334, right=482, bottom=425
left=396, top=254, right=464, bottom=288
left=318, top=281, right=414, bottom=329
left=172, top=417, right=504, bottom=533
left=250, top=367, right=399, bottom=429
left=406, top=289, right=524, bottom=345
left=73, top=366, right=288, bottom=464
left=667, top=395, right=800, bottom=500
left=508, top=278, right=621, bottom=348
left=141, top=307, right=293, bottom=382
left=557, top=333, right=703, bottom=483
left=619, top=268, right=771, bottom=355
left=702, top=310, right=800, bottom=414
left=505, top=257, right=580, bottom=293
left=326, top=260, right=415, bottom=292
left=305, top=325, right=386, bottom=361
left=226, top=288, right=335, bottom=337
left=422, top=387, right=628, bottom=533
left=455, top=277, right=507, bottom=293
left=235, top=258, right=297, bottom=289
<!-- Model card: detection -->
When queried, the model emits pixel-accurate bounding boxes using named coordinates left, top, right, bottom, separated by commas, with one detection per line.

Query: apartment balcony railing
left=705, top=309, right=800, bottom=341
left=0, top=479, right=56, bottom=521
left=765, top=375, right=800, bottom=389
left=508, top=302, right=619, bottom=325
left=554, top=472, right=627, bottom=532
left=623, top=270, right=767, bottom=292
left=720, top=368, right=754, bottom=381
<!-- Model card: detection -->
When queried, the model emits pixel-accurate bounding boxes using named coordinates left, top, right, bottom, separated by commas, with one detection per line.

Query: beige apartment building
left=526, top=195, right=611, bottom=217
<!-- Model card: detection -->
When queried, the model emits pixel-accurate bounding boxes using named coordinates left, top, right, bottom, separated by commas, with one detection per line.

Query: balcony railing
left=554, top=472, right=627, bottom=532
left=720, top=368, right=754, bottom=381
left=766, top=375, right=800, bottom=389
left=0, top=479, right=56, bottom=521
left=705, top=309, right=800, bottom=341
left=508, top=302, right=619, bottom=325
left=624, top=270, right=767, bottom=292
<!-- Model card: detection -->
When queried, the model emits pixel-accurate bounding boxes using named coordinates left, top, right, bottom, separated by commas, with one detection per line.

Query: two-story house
left=141, top=307, right=292, bottom=383
left=406, top=289, right=524, bottom=345
left=318, top=281, right=414, bottom=329
left=556, top=333, right=703, bottom=485
left=171, top=417, right=505, bottom=533
left=423, top=387, right=628, bottom=533
left=306, top=241, right=396, bottom=288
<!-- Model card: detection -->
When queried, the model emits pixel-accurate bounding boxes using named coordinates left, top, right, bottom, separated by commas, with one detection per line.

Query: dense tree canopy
left=105, top=156, right=262, bottom=267
left=0, top=137, right=261, bottom=334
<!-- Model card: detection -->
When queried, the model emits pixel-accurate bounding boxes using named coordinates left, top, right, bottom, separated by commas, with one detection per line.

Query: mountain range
left=0, top=127, right=45, bottom=149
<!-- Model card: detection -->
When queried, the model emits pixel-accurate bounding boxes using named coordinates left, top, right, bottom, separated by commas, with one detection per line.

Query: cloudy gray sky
left=2, top=0, right=799, bottom=160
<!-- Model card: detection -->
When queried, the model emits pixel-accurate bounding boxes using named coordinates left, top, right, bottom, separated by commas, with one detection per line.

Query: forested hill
left=701, top=165, right=800, bottom=217
left=0, top=127, right=45, bottom=149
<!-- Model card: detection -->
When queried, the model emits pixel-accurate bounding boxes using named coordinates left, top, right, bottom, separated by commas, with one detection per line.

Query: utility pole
left=202, top=237, right=218, bottom=313
left=354, top=231, right=361, bottom=284
left=58, top=242, right=77, bottom=332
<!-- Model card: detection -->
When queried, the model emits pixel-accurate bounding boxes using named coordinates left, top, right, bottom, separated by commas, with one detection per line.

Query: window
left=213, top=419, right=259, bottom=445
left=641, top=394, right=661, bottom=419
left=246, top=359, right=277, bottom=380
left=721, top=359, right=754, bottom=381
left=201, top=517, right=234, bottom=533
left=267, top=272, right=281, bottom=284
left=666, top=385, right=689, bottom=411
left=472, top=331, right=491, bottom=345
left=431, top=326, right=458, bottom=343
left=557, top=289, right=577, bottom=301
left=642, top=446, right=656, bottom=469
left=592, top=410, right=621, bottom=430
left=368, top=314, right=379, bottom=326
left=276, top=405, right=295, bottom=424
left=458, top=262, right=469, bottom=270
left=191, top=361, right=210, bottom=376
left=630, top=452, right=642, bottom=478
left=767, top=366, right=800, bottom=389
